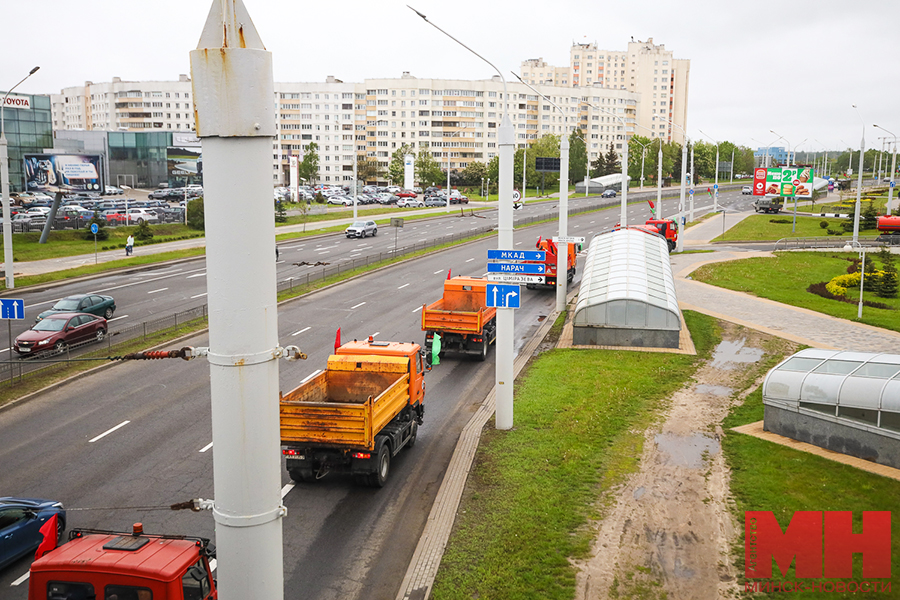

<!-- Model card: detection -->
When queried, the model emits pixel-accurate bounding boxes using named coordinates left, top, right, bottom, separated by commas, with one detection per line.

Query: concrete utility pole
left=190, top=2, right=285, bottom=598
left=851, top=106, right=865, bottom=244
left=874, top=125, right=897, bottom=216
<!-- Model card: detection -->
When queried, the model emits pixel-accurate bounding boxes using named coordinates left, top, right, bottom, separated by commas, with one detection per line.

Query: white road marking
left=187, top=273, right=206, bottom=279
left=466, top=258, right=475, bottom=262
left=300, top=369, right=322, bottom=383
left=350, top=302, right=366, bottom=309
left=199, top=442, right=213, bottom=453
left=11, top=571, right=29, bottom=586
left=372, top=332, right=380, bottom=338
left=281, top=483, right=295, bottom=499
left=433, top=270, right=444, bottom=275
left=317, top=250, right=330, bottom=254
left=412, top=306, right=423, bottom=313
left=107, top=315, right=129, bottom=323
left=291, top=326, right=311, bottom=336
left=515, top=242, right=522, bottom=245
left=191, top=293, right=207, bottom=299
left=276, top=260, right=285, bottom=264
left=397, top=283, right=410, bottom=289
left=147, top=288, right=168, bottom=294
left=89, top=420, right=130, bottom=443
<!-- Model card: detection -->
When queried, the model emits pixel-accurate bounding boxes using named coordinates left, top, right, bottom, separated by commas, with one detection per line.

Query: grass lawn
left=430, top=311, right=719, bottom=600
left=691, top=251, right=900, bottom=332
left=723, top=388, right=900, bottom=598
left=710, top=214, right=881, bottom=242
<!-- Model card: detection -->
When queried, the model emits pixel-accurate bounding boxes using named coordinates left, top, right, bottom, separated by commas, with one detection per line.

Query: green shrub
left=134, top=220, right=154, bottom=241
left=187, top=197, right=205, bottom=230
left=82, top=215, right=110, bottom=241
left=819, top=220, right=829, bottom=229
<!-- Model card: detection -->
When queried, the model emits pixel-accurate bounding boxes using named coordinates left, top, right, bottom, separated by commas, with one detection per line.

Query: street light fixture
left=631, top=138, right=649, bottom=191
left=874, top=124, right=897, bottom=216
left=814, top=138, right=828, bottom=178
left=409, top=6, right=516, bottom=430
left=1, top=65, right=40, bottom=290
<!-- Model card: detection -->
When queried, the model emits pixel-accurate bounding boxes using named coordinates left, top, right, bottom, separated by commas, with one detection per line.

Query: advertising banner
left=167, top=146, right=203, bottom=186
left=23, top=154, right=103, bottom=193
left=752, top=166, right=813, bottom=198
left=3, top=95, right=32, bottom=110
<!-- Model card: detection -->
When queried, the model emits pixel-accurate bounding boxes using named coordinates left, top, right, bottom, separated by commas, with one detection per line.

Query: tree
left=274, top=199, right=287, bottom=223
left=603, top=143, right=621, bottom=176
left=82, top=212, right=109, bottom=241
left=627, top=135, right=652, bottom=185
left=297, top=142, right=320, bottom=184
left=459, top=161, right=487, bottom=187
left=357, top=157, right=381, bottom=183
left=415, top=149, right=444, bottom=188
left=187, top=197, right=205, bottom=230
left=877, top=248, right=898, bottom=298
left=568, top=130, right=587, bottom=185
left=134, top=220, right=154, bottom=241
left=692, top=140, right=716, bottom=180
left=590, top=152, right=606, bottom=178
left=388, top=144, right=415, bottom=185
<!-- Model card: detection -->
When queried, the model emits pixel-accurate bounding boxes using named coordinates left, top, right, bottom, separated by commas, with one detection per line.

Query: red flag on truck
left=334, top=328, right=341, bottom=352
left=35, top=514, right=58, bottom=559
left=447, top=269, right=451, bottom=280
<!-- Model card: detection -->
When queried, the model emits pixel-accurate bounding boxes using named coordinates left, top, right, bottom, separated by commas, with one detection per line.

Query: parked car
left=413, top=187, right=423, bottom=194
left=326, top=196, right=354, bottom=206
left=601, top=189, right=617, bottom=198
left=36, top=293, right=116, bottom=322
left=57, top=206, right=95, bottom=221
left=101, top=209, right=128, bottom=225
left=449, top=191, right=469, bottom=204
left=148, top=189, right=171, bottom=200
left=125, top=208, right=160, bottom=224
left=15, top=313, right=108, bottom=356
left=0, top=497, right=66, bottom=570
left=11, top=213, right=46, bottom=228
left=742, top=185, right=752, bottom=195
left=395, top=189, right=417, bottom=198
left=345, top=220, right=377, bottom=238
left=377, top=193, right=399, bottom=205
left=424, top=197, right=448, bottom=207
left=397, top=198, right=424, bottom=208
left=104, top=186, right=124, bottom=195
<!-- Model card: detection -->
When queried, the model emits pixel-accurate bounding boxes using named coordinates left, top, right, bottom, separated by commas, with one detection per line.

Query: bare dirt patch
left=573, top=322, right=797, bottom=600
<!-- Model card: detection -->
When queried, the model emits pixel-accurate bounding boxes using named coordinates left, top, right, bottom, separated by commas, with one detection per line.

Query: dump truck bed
left=421, top=276, right=497, bottom=334
left=280, top=354, right=412, bottom=451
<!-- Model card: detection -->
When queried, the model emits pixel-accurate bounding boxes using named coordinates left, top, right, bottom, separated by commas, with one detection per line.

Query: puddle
left=710, top=338, right=763, bottom=370
left=655, top=433, right=720, bottom=468
left=693, top=384, right=733, bottom=397
left=633, top=486, right=646, bottom=500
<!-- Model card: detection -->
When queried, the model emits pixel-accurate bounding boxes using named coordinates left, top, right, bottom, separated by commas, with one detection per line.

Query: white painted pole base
left=495, top=308, right=515, bottom=430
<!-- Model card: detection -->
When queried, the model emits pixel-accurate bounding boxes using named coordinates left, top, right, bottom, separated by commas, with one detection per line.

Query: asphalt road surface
left=0, top=186, right=753, bottom=599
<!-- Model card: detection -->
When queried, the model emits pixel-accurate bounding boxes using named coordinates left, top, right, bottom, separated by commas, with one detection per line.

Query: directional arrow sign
left=486, top=284, right=520, bottom=308
left=0, top=298, right=25, bottom=320
left=487, top=274, right=544, bottom=284
left=552, top=236, right=586, bottom=244
left=487, top=249, right=545, bottom=261
left=487, top=262, right=545, bottom=274
left=713, top=184, right=719, bottom=189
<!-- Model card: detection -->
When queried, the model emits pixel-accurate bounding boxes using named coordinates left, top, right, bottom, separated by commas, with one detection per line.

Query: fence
left=773, top=236, right=900, bottom=251
left=0, top=198, right=610, bottom=390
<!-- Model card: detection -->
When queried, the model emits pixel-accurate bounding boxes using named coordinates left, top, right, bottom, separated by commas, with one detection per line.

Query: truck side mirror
left=423, top=350, right=433, bottom=371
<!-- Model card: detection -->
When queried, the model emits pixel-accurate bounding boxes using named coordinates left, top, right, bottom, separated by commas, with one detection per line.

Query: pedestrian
left=126, top=234, right=134, bottom=256
left=275, top=245, right=280, bottom=260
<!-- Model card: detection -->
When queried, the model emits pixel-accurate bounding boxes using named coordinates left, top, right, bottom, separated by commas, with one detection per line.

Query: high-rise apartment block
left=520, top=38, right=690, bottom=145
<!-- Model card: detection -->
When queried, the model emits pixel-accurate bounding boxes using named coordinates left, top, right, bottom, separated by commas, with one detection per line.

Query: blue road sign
left=90, top=223, right=99, bottom=234
left=487, top=249, right=545, bottom=261
left=713, top=184, right=719, bottom=189
left=892, top=181, right=896, bottom=189
left=689, top=188, right=694, bottom=195
left=0, top=298, right=25, bottom=320
left=486, top=284, right=520, bottom=308
left=487, top=262, right=546, bottom=274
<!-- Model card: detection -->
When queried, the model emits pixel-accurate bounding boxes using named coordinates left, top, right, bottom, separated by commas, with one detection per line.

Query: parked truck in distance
left=280, top=338, right=426, bottom=487
left=877, top=215, right=900, bottom=240
left=525, top=238, right=577, bottom=290
left=29, top=524, right=217, bottom=600
left=753, top=197, right=783, bottom=214
left=421, top=276, right=497, bottom=361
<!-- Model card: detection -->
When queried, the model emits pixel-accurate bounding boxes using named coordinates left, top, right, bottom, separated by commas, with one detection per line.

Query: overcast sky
left=3, top=0, right=897, bottom=153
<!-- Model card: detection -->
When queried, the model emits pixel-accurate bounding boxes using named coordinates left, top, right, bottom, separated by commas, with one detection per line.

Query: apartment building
left=520, top=38, right=690, bottom=145
left=50, top=75, right=196, bottom=133
left=519, top=58, right=570, bottom=87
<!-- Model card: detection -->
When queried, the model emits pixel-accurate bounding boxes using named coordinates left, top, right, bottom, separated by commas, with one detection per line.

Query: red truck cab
left=29, top=525, right=216, bottom=600
left=526, top=238, right=577, bottom=290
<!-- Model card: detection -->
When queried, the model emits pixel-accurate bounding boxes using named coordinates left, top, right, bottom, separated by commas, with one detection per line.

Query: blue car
left=601, top=189, right=617, bottom=198
left=0, top=497, right=66, bottom=570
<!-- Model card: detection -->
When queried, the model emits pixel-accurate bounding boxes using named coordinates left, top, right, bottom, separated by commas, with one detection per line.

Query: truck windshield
left=46, top=581, right=95, bottom=600
left=181, top=559, right=212, bottom=600
left=104, top=585, right=153, bottom=599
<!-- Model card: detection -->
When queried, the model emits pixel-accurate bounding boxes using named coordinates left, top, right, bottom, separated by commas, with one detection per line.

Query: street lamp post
left=1, top=65, right=40, bottom=289
left=410, top=6, right=516, bottom=430
left=583, top=100, right=629, bottom=226
left=631, top=138, right=649, bottom=191
left=851, top=105, right=866, bottom=244
left=874, top=124, right=897, bottom=216
left=658, top=117, right=689, bottom=251
left=699, top=130, right=719, bottom=211
left=445, top=128, right=466, bottom=213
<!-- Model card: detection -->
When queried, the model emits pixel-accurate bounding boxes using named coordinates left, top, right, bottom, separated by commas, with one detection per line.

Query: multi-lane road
left=0, top=187, right=758, bottom=599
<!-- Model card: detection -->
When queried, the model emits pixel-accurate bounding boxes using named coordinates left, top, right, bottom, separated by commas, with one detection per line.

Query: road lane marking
left=412, top=306, right=423, bottom=313
left=281, top=483, right=294, bottom=499
left=11, top=571, right=29, bottom=586
left=191, top=293, right=207, bottom=299
left=89, top=420, right=130, bottom=443
left=300, top=369, right=322, bottom=383
left=107, top=315, right=129, bottom=323
left=515, top=242, right=522, bottom=245
left=372, top=332, right=380, bottom=338
left=466, top=258, right=475, bottom=262
left=291, top=326, right=311, bottom=336
left=199, top=442, right=213, bottom=453
left=187, top=273, right=206, bottom=279
left=433, top=270, right=444, bottom=274
left=397, top=283, right=410, bottom=289
left=350, top=302, right=366, bottom=309
left=147, top=288, right=168, bottom=294
left=317, top=250, right=330, bottom=254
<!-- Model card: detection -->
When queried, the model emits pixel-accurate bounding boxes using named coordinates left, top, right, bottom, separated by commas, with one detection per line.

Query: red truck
left=29, top=524, right=217, bottom=600
left=421, top=276, right=497, bottom=361
left=525, top=238, right=577, bottom=290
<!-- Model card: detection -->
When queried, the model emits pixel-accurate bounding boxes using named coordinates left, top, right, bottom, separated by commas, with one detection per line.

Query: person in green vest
left=431, top=333, right=441, bottom=366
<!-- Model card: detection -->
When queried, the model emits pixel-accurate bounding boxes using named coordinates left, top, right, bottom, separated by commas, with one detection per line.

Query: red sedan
left=14, top=313, right=108, bottom=356
left=395, top=189, right=418, bottom=198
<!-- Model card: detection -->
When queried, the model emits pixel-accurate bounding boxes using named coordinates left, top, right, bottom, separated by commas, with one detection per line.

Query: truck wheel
left=370, top=439, right=390, bottom=487
left=667, top=240, right=676, bottom=253
left=567, top=268, right=575, bottom=283
left=288, top=468, right=314, bottom=483
left=476, top=336, right=488, bottom=362
left=405, top=422, right=418, bottom=449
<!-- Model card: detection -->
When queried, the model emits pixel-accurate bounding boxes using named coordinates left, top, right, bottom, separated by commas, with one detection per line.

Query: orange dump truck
left=280, top=338, right=426, bottom=487
left=29, top=525, right=217, bottom=600
left=421, top=276, right=497, bottom=361
left=525, top=238, right=577, bottom=290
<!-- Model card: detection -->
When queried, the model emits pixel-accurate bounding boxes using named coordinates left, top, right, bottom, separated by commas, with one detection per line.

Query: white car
left=397, top=198, right=424, bottom=208
left=741, top=186, right=752, bottom=195
left=125, top=208, right=160, bottom=224
left=326, top=196, right=354, bottom=206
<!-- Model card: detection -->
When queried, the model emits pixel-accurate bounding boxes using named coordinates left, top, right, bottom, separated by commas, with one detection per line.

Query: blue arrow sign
left=689, top=189, right=694, bottom=195
left=713, top=184, right=719, bottom=189
left=487, top=262, right=546, bottom=274
left=487, top=249, right=546, bottom=261
left=486, top=284, right=520, bottom=308
left=892, top=181, right=896, bottom=189
left=0, top=298, right=25, bottom=320
left=90, top=223, right=99, bottom=234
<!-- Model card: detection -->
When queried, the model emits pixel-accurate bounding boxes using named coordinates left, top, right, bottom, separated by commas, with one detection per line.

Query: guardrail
left=773, top=236, right=900, bottom=251
left=0, top=199, right=606, bottom=390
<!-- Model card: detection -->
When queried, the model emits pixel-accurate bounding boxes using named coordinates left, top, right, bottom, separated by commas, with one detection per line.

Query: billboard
left=23, top=154, right=103, bottom=194
left=752, top=166, right=814, bottom=198
left=167, top=146, right=203, bottom=186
